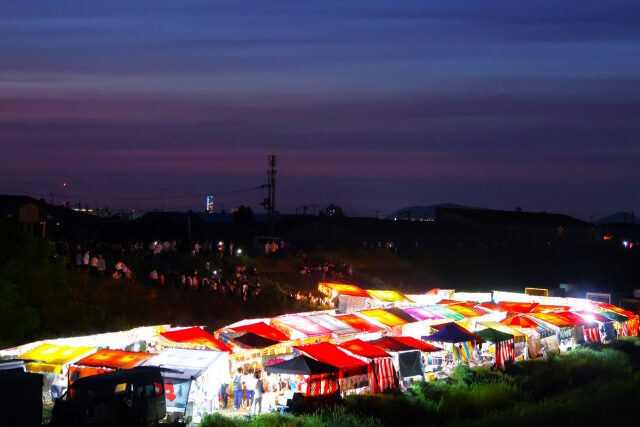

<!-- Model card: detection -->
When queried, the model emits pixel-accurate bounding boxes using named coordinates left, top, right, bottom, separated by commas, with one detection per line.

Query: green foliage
left=199, top=406, right=382, bottom=427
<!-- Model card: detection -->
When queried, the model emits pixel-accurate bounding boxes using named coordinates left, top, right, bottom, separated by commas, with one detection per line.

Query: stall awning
left=446, top=305, right=488, bottom=318
left=366, top=290, right=412, bottom=302
left=475, top=328, right=512, bottom=343
left=384, top=307, right=419, bottom=323
left=499, top=302, right=539, bottom=313
left=554, top=312, right=597, bottom=327
left=527, top=313, right=575, bottom=327
left=402, top=307, right=445, bottom=321
left=337, top=339, right=390, bottom=359
left=232, top=333, right=281, bottom=349
left=359, top=309, right=408, bottom=327
left=423, top=323, right=476, bottom=343
left=231, top=322, right=289, bottom=342
left=265, top=355, right=339, bottom=375
left=295, top=343, right=368, bottom=376
left=143, top=348, right=226, bottom=381
left=574, top=311, right=610, bottom=323
left=334, top=314, right=384, bottom=333
left=273, top=315, right=333, bottom=338
left=318, top=283, right=370, bottom=298
left=477, top=321, right=525, bottom=343
left=480, top=303, right=508, bottom=312
left=160, top=327, right=231, bottom=352
left=306, top=314, right=359, bottom=335
left=18, top=344, right=95, bottom=374
left=501, top=316, right=539, bottom=328
left=531, top=305, right=571, bottom=313
left=368, top=337, right=418, bottom=352
left=424, top=305, right=466, bottom=321
left=392, top=337, right=442, bottom=352
left=598, top=311, right=629, bottom=322
left=74, top=350, right=152, bottom=370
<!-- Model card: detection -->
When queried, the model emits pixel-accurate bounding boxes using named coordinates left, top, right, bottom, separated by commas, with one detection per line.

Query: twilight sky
left=1, top=1, right=640, bottom=219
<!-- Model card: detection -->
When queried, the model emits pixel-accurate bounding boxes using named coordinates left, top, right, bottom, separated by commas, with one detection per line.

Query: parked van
left=51, top=366, right=166, bottom=426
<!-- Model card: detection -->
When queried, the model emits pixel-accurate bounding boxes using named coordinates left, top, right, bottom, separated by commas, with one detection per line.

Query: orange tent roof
left=480, top=303, right=507, bottom=312
left=500, top=315, right=539, bottom=328
left=527, top=313, right=574, bottom=327
left=318, top=282, right=370, bottom=298
left=531, top=305, right=571, bottom=313
left=160, top=327, right=231, bottom=351
left=334, top=314, right=384, bottom=333
left=498, top=301, right=539, bottom=313
left=75, top=350, right=153, bottom=370
left=359, top=309, right=408, bottom=327
left=366, top=290, right=411, bottom=302
left=446, top=305, right=488, bottom=318
left=337, top=339, right=390, bottom=358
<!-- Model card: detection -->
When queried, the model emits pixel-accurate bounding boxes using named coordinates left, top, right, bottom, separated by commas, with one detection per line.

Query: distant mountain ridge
left=595, top=212, right=638, bottom=225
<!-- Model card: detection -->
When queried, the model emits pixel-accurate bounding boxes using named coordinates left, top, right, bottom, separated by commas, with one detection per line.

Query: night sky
left=2, top=1, right=640, bottom=219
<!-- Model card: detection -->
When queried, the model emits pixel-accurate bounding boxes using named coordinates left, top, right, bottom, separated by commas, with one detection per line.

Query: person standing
left=252, top=373, right=264, bottom=416
left=220, top=381, right=229, bottom=409
left=232, top=368, right=243, bottom=410
left=243, top=369, right=256, bottom=409
left=97, top=254, right=106, bottom=275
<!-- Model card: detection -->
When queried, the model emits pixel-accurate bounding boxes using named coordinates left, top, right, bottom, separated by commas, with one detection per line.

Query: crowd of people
left=53, top=239, right=339, bottom=307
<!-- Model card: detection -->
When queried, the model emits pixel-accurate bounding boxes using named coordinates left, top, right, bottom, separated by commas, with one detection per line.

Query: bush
left=439, top=383, right=522, bottom=420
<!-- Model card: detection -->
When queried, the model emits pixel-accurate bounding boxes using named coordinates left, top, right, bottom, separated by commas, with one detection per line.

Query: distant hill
left=386, top=203, right=480, bottom=221
left=595, top=212, right=638, bottom=225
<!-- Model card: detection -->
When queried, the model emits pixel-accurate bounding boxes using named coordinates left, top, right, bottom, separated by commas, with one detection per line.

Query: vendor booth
left=142, top=348, right=229, bottom=424
left=265, top=355, right=341, bottom=413
left=18, top=343, right=95, bottom=400
left=337, top=339, right=397, bottom=393
left=295, top=342, right=369, bottom=394
left=68, top=349, right=153, bottom=385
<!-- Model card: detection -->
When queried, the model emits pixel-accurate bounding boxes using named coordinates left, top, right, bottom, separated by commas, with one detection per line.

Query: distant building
left=322, top=203, right=344, bottom=217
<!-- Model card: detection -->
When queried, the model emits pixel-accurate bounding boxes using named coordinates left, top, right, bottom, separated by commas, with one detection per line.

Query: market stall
left=142, top=348, right=229, bottom=424
left=294, top=342, right=369, bottom=393
left=337, top=339, right=397, bottom=393
left=264, top=355, right=341, bottom=413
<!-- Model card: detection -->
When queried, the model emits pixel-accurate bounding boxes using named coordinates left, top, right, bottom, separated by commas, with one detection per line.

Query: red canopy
left=75, top=350, right=152, bottom=370
left=231, top=322, right=289, bottom=341
left=498, top=301, right=539, bottom=313
left=369, top=337, right=426, bottom=352
left=160, top=327, right=231, bottom=352
left=480, top=303, right=507, bottom=312
left=338, top=339, right=390, bottom=359
left=334, top=314, right=384, bottom=332
left=500, top=315, right=539, bottom=328
left=531, top=305, right=571, bottom=313
left=392, top=337, right=442, bottom=352
left=295, top=342, right=368, bottom=377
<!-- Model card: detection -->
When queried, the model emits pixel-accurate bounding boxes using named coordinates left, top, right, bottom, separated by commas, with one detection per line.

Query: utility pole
left=375, top=210, right=380, bottom=219
left=261, top=155, right=277, bottom=221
